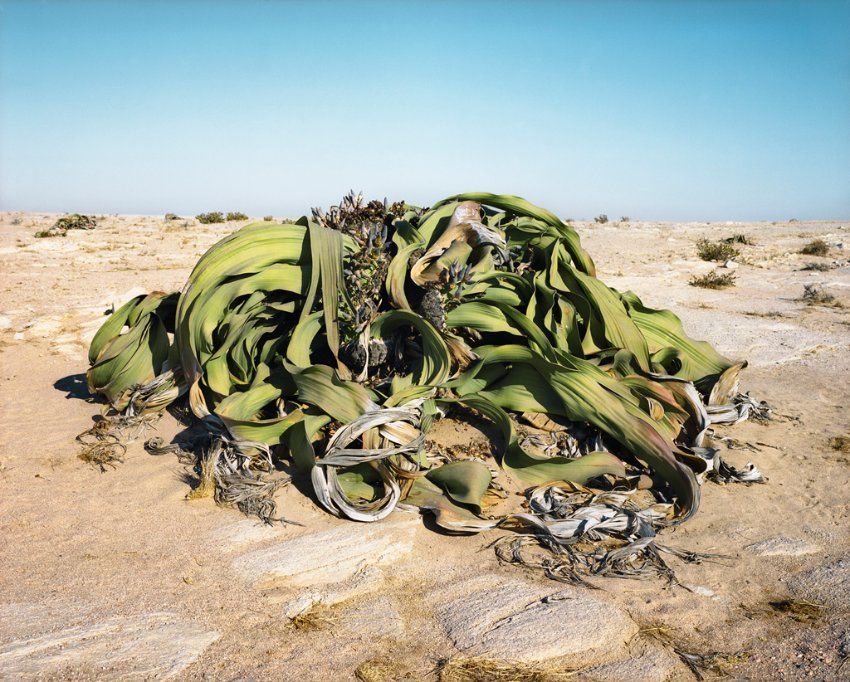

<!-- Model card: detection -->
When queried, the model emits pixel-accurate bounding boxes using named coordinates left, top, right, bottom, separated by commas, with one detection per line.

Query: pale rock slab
left=682, top=584, right=717, bottom=598
left=787, top=556, right=850, bottom=609
left=210, top=518, right=288, bottom=550
left=339, top=595, right=406, bottom=639
left=580, top=645, right=680, bottom=682
left=277, top=565, right=386, bottom=618
left=0, top=611, right=219, bottom=679
left=0, top=603, right=60, bottom=642
left=24, top=317, right=63, bottom=338
left=231, top=513, right=419, bottom=588
left=433, top=575, right=637, bottom=665
left=744, top=536, right=820, bottom=557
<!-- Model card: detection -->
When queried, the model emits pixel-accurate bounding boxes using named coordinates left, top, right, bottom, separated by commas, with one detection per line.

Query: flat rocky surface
left=231, top=514, right=420, bottom=588
left=0, top=607, right=219, bottom=679
left=745, top=536, right=821, bottom=557
left=578, top=644, right=682, bottom=682
left=787, top=556, right=850, bottom=609
left=433, top=575, right=637, bottom=664
left=1, top=213, right=849, bottom=679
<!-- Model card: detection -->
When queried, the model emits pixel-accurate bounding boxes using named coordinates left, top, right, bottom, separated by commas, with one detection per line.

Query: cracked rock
left=210, top=518, right=287, bottom=550
left=787, top=556, right=850, bottom=609
left=579, top=644, right=681, bottom=682
left=745, top=536, right=820, bottom=557
left=0, top=611, right=219, bottom=678
left=231, top=513, right=419, bottom=588
left=433, top=575, right=637, bottom=665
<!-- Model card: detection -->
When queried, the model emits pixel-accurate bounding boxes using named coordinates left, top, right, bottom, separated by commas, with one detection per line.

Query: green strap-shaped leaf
left=621, top=290, right=733, bottom=389
left=432, top=192, right=596, bottom=276
left=425, top=460, right=492, bottom=510
left=371, top=310, right=451, bottom=387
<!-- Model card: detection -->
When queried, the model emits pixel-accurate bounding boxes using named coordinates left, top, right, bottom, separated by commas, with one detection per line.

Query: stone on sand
left=745, top=536, right=820, bottom=557
left=787, top=556, right=850, bottom=609
left=210, top=517, right=287, bottom=550
left=231, top=513, right=419, bottom=588
left=579, top=645, right=681, bottom=682
left=0, top=611, right=219, bottom=678
left=277, top=565, right=387, bottom=618
left=433, top=575, right=637, bottom=665
left=338, top=595, right=405, bottom=639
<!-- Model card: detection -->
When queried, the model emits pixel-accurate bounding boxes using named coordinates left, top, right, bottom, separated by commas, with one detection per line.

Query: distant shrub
left=690, top=270, right=736, bottom=289
left=263, top=215, right=274, bottom=222
left=619, top=216, right=629, bottom=223
left=196, top=212, right=225, bottom=224
left=799, top=239, right=829, bottom=256
left=594, top=214, right=609, bottom=224
left=801, top=262, right=835, bottom=272
left=801, top=283, right=841, bottom=307
left=722, top=234, right=754, bottom=245
left=33, top=213, right=95, bottom=238
left=226, top=212, right=249, bottom=221
left=55, top=214, right=96, bottom=231
left=35, top=228, right=65, bottom=238
left=11, top=216, right=22, bottom=225
left=165, top=213, right=181, bottom=221
left=696, top=239, right=739, bottom=262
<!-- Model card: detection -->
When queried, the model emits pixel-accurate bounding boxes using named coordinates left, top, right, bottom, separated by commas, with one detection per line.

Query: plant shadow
left=54, top=373, right=90, bottom=401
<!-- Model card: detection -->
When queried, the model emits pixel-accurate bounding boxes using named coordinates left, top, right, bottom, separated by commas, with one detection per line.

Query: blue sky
left=1, top=0, right=848, bottom=220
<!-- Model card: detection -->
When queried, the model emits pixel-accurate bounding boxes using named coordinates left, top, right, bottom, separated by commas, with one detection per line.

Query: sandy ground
left=0, top=212, right=848, bottom=681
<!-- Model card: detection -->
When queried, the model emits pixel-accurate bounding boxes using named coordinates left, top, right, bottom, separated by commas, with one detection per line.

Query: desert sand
left=0, top=212, right=848, bottom=680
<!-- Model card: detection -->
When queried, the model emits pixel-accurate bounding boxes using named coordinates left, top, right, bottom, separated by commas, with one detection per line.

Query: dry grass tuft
left=768, top=598, right=823, bottom=624
left=801, top=284, right=843, bottom=308
left=696, top=239, right=739, bottom=262
left=437, top=657, right=575, bottom=682
left=801, top=261, right=835, bottom=271
left=637, top=621, right=677, bottom=644
left=76, top=420, right=128, bottom=471
left=740, top=596, right=825, bottom=625
left=638, top=620, right=748, bottom=679
left=185, top=445, right=216, bottom=500
left=77, top=437, right=126, bottom=471
left=675, top=649, right=750, bottom=679
left=690, top=270, right=736, bottom=289
left=355, top=657, right=401, bottom=682
left=742, top=310, right=787, bottom=319
left=829, top=435, right=850, bottom=453
left=288, top=603, right=339, bottom=631
left=799, top=239, right=830, bottom=256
